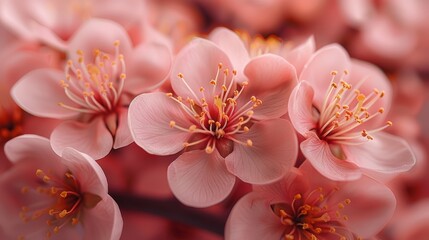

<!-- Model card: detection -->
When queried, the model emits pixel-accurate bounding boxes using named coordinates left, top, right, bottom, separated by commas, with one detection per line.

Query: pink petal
left=83, top=196, right=123, bottom=240
left=299, top=44, right=351, bottom=108
left=283, top=36, right=316, bottom=76
left=242, top=54, right=297, bottom=120
left=208, top=27, right=249, bottom=73
left=128, top=92, right=192, bottom=155
left=170, top=38, right=234, bottom=102
left=344, top=132, right=416, bottom=174
left=61, top=147, right=108, bottom=195
left=113, top=107, right=134, bottom=149
left=126, top=42, right=171, bottom=94
left=300, top=132, right=362, bottom=181
left=11, top=69, right=79, bottom=119
left=167, top=150, right=236, bottom=207
left=288, top=81, right=318, bottom=136
left=225, top=119, right=298, bottom=184
left=4, top=134, right=61, bottom=166
left=29, top=22, right=67, bottom=51
left=336, top=175, right=396, bottom=238
left=348, top=59, right=393, bottom=126
left=67, top=18, right=132, bottom=61
left=225, top=192, right=284, bottom=240
left=50, top=118, right=113, bottom=160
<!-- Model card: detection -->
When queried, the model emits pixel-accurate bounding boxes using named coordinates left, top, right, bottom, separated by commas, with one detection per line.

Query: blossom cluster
left=0, top=0, right=428, bottom=239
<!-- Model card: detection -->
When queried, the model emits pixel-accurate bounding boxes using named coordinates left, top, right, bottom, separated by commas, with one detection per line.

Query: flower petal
left=50, top=118, right=113, bottom=160
left=344, top=132, right=416, bottom=174
left=283, top=36, right=316, bottom=76
left=225, top=119, right=298, bottom=184
left=125, top=42, right=172, bottom=94
left=208, top=27, right=249, bottom=73
left=61, top=147, right=108, bottom=195
left=67, top=18, right=132, bottom=61
left=337, top=175, right=396, bottom=238
left=348, top=59, right=393, bottom=127
left=4, top=134, right=61, bottom=166
left=11, top=69, right=80, bottom=119
left=128, top=92, right=192, bottom=155
left=113, top=107, right=134, bottom=149
left=167, top=150, right=236, bottom=207
left=225, top=192, right=284, bottom=240
left=242, top=54, right=297, bottom=120
left=170, top=38, right=234, bottom=102
left=288, top=81, right=318, bottom=136
left=300, top=132, right=362, bottom=181
left=83, top=196, right=123, bottom=240
left=299, top=44, right=351, bottom=108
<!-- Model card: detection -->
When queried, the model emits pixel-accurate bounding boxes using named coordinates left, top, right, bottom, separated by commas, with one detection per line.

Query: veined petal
left=68, top=18, right=132, bottom=61
left=113, top=107, right=134, bottom=149
left=299, top=44, right=351, bottom=108
left=344, top=132, right=416, bottom=174
left=61, top=148, right=108, bottom=195
left=288, top=81, right=318, bottom=136
left=167, top=150, right=236, bottom=207
left=128, top=92, right=192, bottom=155
left=301, top=131, right=361, bottom=181
left=242, top=54, right=297, bottom=120
left=11, top=69, right=79, bottom=119
left=50, top=118, right=113, bottom=160
left=126, top=42, right=172, bottom=94
left=283, top=36, right=316, bottom=76
left=336, top=175, right=396, bottom=238
left=225, top=193, right=284, bottom=240
left=170, top=38, right=234, bottom=102
left=208, top=27, right=250, bottom=74
left=225, top=119, right=298, bottom=184
left=83, top=197, right=123, bottom=240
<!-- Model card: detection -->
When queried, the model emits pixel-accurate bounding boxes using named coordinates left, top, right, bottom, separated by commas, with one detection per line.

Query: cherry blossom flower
left=129, top=37, right=298, bottom=207
left=0, top=134, right=122, bottom=240
left=288, top=44, right=416, bottom=181
left=11, top=18, right=171, bottom=159
left=225, top=162, right=396, bottom=240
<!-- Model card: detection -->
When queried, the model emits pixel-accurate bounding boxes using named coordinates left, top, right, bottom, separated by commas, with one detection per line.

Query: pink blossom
left=11, top=18, right=172, bottom=159
left=288, top=44, right=416, bottom=181
left=0, top=134, right=122, bottom=240
left=0, top=0, right=145, bottom=50
left=225, top=162, right=396, bottom=240
left=129, top=37, right=298, bottom=207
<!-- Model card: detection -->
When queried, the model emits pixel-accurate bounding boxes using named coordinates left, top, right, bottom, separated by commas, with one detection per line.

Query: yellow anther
left=356, top=94, right=365, bottom=102
left=120, top=73, right=126, bottom=79
left=331, top=70, right=338, bottom=75
left=294, top=194, right=302, bottom=200
left=200, top=87, right=205, bottom=92
left=59, top=210, right=68, bottom=218
left=380, top=91, right=385, bottom=98
left=169, top=121, right=175, bottom=128
left=218, top=63, right=223, bottom=69
left=243, top=126, right=250, bottom=132
left=189, top=125, right=197, bottom=132
left=345, top=199, right=351, bottom=204
left=338, top=203, right=345, bottom=209
left=344, top=69, right=349, bottom=75
left=378, top=108, right=385, bottom=113
left=60, top=191, right=68, bottom=198
left=210, top=79, right=217, bottom=85
left=387, top=121, right=393, bottom=126
left=205, top=146, right=213, bottom=154
left=76, top=49, right=83, bottom=56
left=178, top=73, right=184, bottom=79
left=72, top=218, right=79, bottom=225
left=114, top=40, right=120, bottom=46
left=246, top=139, right=253, bottom=146
left=53, top=226, right=60, bottom=233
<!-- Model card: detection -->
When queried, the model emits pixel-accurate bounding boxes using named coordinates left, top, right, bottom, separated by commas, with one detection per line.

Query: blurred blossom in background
left=0, top=0, right=428, bottom=239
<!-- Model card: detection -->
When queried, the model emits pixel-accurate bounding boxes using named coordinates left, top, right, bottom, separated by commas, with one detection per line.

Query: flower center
left=19, top=169, right=102, bottom=239
left=167, top=63, right=262, bottom=155
left=0, top=104, right=23, bottom=142
left=272, top=187, right=358, bottom=240
left=238, top=31, right=283, bottom=57
left=315, top=70, right=392, bottom=146
left=58, top=41, right=126, bottom=117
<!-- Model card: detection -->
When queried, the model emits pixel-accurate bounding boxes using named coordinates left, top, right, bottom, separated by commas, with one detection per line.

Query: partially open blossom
left=288, top=44, right=416, bottom=181
left=0, top=134, right=122, bottom=240
left=11, top=19, right=171, bottom=159
left=129, top=37, right=298, bottom=207
left=225, top=162, right=396, bottom=240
